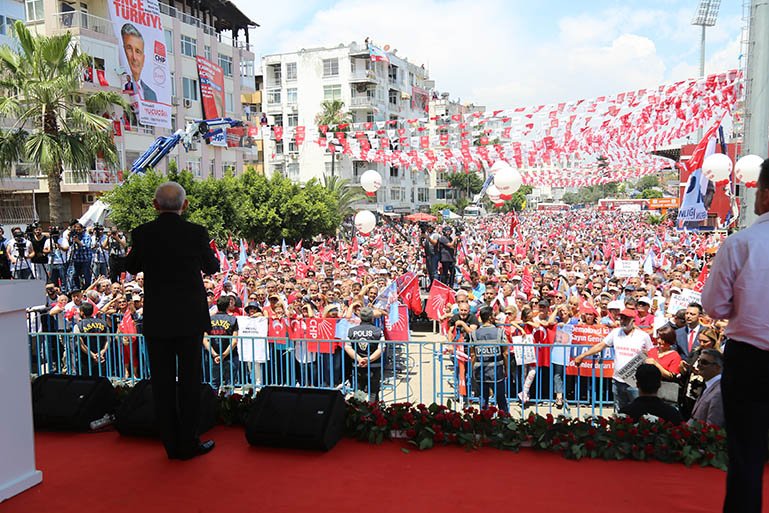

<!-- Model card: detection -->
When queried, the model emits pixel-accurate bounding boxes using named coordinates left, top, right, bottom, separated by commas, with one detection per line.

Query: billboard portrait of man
left=121, top=23, right=157, bottom=102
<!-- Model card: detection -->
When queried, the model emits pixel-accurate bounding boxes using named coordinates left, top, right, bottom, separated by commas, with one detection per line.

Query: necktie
left=688, top=328, right=696, bottom=353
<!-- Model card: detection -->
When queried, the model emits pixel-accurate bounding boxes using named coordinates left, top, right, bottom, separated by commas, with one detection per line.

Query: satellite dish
left=383, top=45, right=390, bottom=51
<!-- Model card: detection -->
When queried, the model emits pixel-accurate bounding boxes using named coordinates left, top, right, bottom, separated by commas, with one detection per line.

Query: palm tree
left=314, top=99, right=352, bottom=129
left=321, top=174, right=365, bottom=218
left=315, top=100, right=352, bottom=178
left=0, top=21, right=129, bottom=225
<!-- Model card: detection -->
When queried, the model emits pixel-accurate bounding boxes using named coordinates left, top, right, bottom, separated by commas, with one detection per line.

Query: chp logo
left=153, top=40, right=166, bottom=64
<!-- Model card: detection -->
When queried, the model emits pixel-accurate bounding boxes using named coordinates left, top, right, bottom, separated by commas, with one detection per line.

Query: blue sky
left=236, top=0, right=744, bottom=109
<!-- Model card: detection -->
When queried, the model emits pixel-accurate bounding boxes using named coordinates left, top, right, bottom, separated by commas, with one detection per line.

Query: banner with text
left=563, top=324, right=614, bottom=378
left=196, top=56, right=225, bottom=120
left=109, top=0, right=171, bottom=128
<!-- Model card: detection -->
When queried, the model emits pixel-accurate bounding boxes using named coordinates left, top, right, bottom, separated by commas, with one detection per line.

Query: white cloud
left=237, top=0, right=741, bottom=110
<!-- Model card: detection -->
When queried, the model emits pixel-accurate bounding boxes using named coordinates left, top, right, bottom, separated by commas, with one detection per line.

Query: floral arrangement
left=113, top=384, right=727, bottom=469
left=343, top=398, right=728, bottom=470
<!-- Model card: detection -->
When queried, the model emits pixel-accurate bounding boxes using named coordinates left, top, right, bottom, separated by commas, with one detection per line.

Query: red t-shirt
left=648, top=347, right=682, bottom=374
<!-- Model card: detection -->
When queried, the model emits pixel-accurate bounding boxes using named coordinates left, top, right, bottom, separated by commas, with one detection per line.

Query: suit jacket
left=140, top=80, right=157, bottom=102
left=675, top=324, right=705, bottom=358
left=689, top=378, right=724, bottom=427
left=125, top=213, right=219, bottom=338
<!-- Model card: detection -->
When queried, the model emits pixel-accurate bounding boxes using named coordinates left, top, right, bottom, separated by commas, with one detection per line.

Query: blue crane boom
left=129, top=117, right=243, bottom=175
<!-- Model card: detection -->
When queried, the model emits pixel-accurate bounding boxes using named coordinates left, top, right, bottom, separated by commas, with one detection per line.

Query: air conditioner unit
left=171, top=95, right=179, bottom=105
left=73, top=94, right=84, bottom=105
left=84, top=194, right=97, bottom=204
left=290, top=153, right=298, bottom=160
left=183, top=98, right=192, bottom=108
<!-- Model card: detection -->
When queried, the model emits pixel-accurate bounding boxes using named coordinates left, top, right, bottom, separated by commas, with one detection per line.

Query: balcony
left=61, top=170, right=121, bottom=193
left=49, top=11, right=116, bottom=41
left=350, top=96, right=378, bottom=109
left=349, top=69, right=378, bottom=83
left=158, top=2, right=252, bottom=51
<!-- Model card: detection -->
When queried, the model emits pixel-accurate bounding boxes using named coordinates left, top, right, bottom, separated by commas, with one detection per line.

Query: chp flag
left=425, top=280, right=456, bottom=321
left=109, top=0, right=171, bottom=128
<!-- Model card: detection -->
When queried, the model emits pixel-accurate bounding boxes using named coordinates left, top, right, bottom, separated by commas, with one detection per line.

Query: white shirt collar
left=704, top=373, right=721, bottom=389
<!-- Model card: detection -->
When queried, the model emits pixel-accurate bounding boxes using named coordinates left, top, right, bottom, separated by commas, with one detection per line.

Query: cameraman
left=7, top=226, right=34, bottom=279
left=67, top=222, right=93, bottom=289
left=105, top=226, right=127, bottom=283
left=0, top=227, right=11, bottom=279
left=90, top=224, right=109, bottom=278
left=29, top=224, right=50, bottom=281
left=437, top=226, right=457, bottom=288
left=44, top=226, right=68, bottom=290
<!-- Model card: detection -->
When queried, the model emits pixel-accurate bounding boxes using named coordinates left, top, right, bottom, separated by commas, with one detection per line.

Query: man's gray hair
left=121, top=23, right=143, bottom=40
left=154, top=181, right=186, bottom=212
left=359, top=306, right=374, bottom=323
left=700, top=348, right=723, bottom=368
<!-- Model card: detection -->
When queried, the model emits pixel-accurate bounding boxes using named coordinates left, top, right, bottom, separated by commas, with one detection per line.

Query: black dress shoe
left=175, top=440, right=215, bottom=461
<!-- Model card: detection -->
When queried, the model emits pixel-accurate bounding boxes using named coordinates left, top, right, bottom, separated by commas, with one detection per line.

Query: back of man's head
left=635, top=364, right=662, bottom=395
left=216, top=296, right=230, bottom=312
left=359, top=306, right=374, bottom=323
left=478, top=306, right=494, bottom=324
left=154, top=182, right=187, bottom=213
left=79, top=302, right=95, bottom=318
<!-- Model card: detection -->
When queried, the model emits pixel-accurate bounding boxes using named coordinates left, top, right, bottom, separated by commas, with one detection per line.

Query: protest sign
left=565, top=324, right=614, bottom=378
left=614, top=351, right=648, bottom=387
left=667, top=288, right=702, bottom=315
left=512, top=335, right=537, bottom=365
left=614, top=260, right=640, bottom=278
left=237, top=316, right=268, bottom=362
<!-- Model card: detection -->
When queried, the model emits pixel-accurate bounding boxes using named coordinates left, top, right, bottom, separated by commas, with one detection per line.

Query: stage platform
left=4, top=426, right=767, bottom=513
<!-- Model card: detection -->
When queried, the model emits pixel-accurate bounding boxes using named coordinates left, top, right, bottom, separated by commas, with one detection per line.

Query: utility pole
left=741, top=0, right=769, bottom=227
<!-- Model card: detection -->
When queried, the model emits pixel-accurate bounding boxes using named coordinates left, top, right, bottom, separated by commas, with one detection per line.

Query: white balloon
left=486, top=184, right=502, bottom=203
left=735, top=154, right=764, bottom=186
left=493, top=167, right=522, bottom=199
left=354, top=210, right=376, bottom=235
left=488, top=160, right=511, bottom=176
left=360, top=169, right=382, bottom=197
left=702, top=153, right=732, bottom=183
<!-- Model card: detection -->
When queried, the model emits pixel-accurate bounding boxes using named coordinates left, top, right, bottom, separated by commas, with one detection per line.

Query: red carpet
left=3, top=426, right=767, bottom=513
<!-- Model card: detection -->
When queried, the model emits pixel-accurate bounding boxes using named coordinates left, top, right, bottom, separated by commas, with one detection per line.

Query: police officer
left=470, top=306, right=509, bottom=413
left=345, top=306, right=384, bottom=402
left=73, top=302, right=110, bottom=376
left=203, top=296, right=239, bottom=388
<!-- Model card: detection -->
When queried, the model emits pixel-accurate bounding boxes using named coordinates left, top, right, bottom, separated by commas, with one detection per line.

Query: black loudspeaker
left=245, top=387, right=346, bottom=451
left=32, top=374, right=118, bottom=431
left=115, top=380, right=218, bottom=437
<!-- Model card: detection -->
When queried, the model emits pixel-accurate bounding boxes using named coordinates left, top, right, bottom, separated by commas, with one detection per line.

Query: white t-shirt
left=603, top=327, right=653, bottom=384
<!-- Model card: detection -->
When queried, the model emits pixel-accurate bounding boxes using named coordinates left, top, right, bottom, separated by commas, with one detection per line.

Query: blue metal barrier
left=27, top=327, right=624, bottom=418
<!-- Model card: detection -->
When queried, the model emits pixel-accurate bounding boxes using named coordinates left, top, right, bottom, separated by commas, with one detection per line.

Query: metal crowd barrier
left=27, top=325, right=624, bottom=418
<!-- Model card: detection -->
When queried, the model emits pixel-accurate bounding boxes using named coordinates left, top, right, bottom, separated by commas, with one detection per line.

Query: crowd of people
left=11, top=206, right=730, bottom=425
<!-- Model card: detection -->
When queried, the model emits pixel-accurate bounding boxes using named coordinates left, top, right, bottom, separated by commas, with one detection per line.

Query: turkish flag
left=425, top=280, right=455, bottom=321
left=118, top=312, right=137, bottom=341
left=305, top=317, right=339, bottom=353
left=693, top=265, right=710, bottom=293
left=384, top=305, right=409, bottom=341
left=521, top=267, right=533, bottom=296
left=267, top=318, right=288, bottom=345
left=398, top=275, right=423, bottom=315
left=509, top=210, right=519, bottom=237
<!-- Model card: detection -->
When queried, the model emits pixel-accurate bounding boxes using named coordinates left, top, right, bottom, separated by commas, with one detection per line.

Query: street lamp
left=692, top=0, right=721, bottom=78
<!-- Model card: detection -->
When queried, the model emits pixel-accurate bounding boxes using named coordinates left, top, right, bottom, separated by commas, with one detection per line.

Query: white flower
left=642, top=414, right=659, bottom=423
left=614, top=413, right=629, bottom=419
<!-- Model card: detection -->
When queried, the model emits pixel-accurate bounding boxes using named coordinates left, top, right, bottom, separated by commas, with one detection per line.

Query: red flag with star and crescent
left=398, top=274, right=423, bottom=315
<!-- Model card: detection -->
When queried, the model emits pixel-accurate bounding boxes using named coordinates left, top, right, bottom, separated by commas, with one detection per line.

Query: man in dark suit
left=675, top=302, right=705, bottom=358
left=126, top=182, right=219, bottom=460
left=688, top=348, right=724, bottom=428
left=620, top=364, right=683, bottom=424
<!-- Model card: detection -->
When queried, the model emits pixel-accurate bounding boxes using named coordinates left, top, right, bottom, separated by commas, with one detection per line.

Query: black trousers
left=721, top=340, right=769, bottom=513
left=109, top=255, right=126, bottom=283
left=147, top=334, right=203, bottom=458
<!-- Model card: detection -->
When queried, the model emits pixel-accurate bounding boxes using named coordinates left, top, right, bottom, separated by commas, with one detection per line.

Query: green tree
left=103, top=170, right=169, bottom=231
left=315, top=100, right=352, bottom=130
left=0, top=21, right=129, bottom=225
left=186, top=171, right=247, bottom=242
left=445, top=171, right=483, bottom=205
left=636, top=175, right=660, bottom=191
left=321, top=174, right=365, bottom=218
left=640, top=188, right=663, bottom=199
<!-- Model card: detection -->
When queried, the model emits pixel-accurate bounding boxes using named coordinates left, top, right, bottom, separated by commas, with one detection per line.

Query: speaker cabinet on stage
left=32, top=374, right=117, bottom=431
left=245, top=387, right=346, bottom=451
left=115, top=380, right=217, bottom=438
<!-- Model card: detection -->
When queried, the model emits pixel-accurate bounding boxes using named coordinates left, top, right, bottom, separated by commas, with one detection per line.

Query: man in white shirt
left=573, top=306, right=653, bottom=412
left=702, top=159, right=769, bottom=513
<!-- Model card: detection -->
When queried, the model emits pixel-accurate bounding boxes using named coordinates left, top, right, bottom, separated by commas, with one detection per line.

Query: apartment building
left=261, top=41, right=435, bottom=213
left=14, top=0, right=257, bottom=223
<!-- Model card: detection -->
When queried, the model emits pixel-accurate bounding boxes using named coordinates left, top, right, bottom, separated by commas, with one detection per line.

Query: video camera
left=49, top=225, right=60, bottom=240
left=93, top=223, right=104, bottom=237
